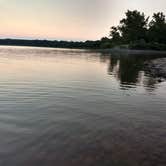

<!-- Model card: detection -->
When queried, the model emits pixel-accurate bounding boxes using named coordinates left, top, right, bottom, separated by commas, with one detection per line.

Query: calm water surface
left=0, top=46, right=166, bottom=166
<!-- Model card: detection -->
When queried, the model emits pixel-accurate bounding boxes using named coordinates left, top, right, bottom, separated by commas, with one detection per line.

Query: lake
left=0, top=46, right=166, bottom=166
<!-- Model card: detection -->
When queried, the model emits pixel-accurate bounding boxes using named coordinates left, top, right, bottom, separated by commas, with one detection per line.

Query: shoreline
left=1, top=44, right=166, bottom=55
left=99, top=48, right=166, bottom=55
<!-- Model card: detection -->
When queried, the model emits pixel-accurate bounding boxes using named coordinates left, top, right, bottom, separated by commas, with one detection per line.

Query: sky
left=0, top=0, right=166, bottom=41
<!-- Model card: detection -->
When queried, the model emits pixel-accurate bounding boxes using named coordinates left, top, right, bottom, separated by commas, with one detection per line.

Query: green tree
left=109, top=26, right=121, bottom=43
left=119, top=10, right=149, bottom=43
left=148, top=12, right=166, bottom=43
left=100, top=37, right=112, bottom=48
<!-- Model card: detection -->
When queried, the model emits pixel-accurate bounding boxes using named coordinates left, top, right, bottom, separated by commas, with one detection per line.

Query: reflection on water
left=107, top=54, right=165, bottom=90
left=0, top=46, right=166, bottom=166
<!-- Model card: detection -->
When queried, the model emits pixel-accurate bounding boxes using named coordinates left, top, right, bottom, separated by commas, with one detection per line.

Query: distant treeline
left=0, top=39, right=102, bottom=49
left=0, top=10, right=166, bottom=50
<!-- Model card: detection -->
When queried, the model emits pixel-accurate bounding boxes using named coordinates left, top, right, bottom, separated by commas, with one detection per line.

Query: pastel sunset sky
left=0, top=0, right=166, bottom=40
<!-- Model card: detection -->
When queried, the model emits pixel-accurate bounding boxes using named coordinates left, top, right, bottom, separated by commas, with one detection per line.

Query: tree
left=148, top=12, right=166, bottom=43
left=100, top=37, right=112, bottom=48
left=109, top=26, right=121, bottom=43
left=118, top=10, right=149, bottom=43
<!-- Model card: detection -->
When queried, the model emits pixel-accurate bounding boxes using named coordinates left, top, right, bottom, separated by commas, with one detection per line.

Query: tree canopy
left=109, top=10, right=166, bottom=49
left=148, top=12, right=166, bottom=43
left=119, top=10, right=149, bottom=43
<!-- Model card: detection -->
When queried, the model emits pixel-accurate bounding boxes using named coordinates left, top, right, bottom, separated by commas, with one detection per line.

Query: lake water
left=0, top=46, right=166, bottom=166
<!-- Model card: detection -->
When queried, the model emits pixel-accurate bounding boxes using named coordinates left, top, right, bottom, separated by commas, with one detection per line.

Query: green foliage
left=148, top=12, right=166, bottom=43
left=99, top=37, right=113, bottom=49
left=110, top=26, right=121, bottom=43
left=129, top=41, right=166, bottom=50
left=119, top=10, right=149, bottom=43
left=109, top=10, right=166, bottom=50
